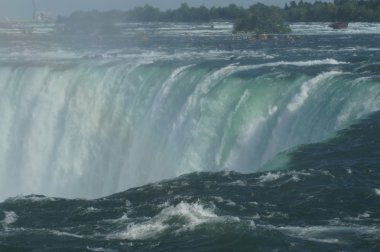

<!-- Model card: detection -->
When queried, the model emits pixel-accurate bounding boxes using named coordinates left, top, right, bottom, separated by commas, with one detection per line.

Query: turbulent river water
left=0, top=22, right=379, bottom=251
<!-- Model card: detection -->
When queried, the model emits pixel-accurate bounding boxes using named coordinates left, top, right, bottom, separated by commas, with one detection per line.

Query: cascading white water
left=0, top=59, right=379, bottom=200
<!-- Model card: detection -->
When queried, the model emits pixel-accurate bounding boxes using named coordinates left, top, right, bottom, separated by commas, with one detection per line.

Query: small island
left=233, top=4, right=291, bottom=34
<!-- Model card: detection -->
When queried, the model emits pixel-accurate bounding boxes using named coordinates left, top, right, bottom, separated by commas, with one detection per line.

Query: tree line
left=286, top=0, right=380, bottom=22
left=122, top=1, right=380, bottom=23
left=57, top=0, right=380, bottom=34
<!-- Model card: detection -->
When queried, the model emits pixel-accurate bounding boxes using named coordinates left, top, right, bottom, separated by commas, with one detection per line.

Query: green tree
left=234, top=4, right=291, bottom=34
left=126, top=5, right=161, bottom=22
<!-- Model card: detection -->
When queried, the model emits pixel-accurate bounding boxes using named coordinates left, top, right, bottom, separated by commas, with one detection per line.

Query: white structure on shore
left=32, top=0, right=53, bottom=22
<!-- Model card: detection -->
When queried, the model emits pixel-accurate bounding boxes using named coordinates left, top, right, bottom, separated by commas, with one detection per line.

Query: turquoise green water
left=0, top=22, right=380, bottom=251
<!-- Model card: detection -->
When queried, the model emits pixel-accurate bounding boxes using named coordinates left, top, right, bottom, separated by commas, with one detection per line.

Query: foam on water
left=269, top=224, right=380, bottom=245
left=291, top=22, right=380, bottom=35
left=257, top=172, right=283, bottom=183
left=87, top=247, right=117, bottom=252
left=1, top=22, right=379, bottom=38
left=375, top=189, right=380, bottom=196
left=5, top=195, right=58, bottom=202
left=107, top=202, right=238, bottom=240
left=49, top=230, right=84, bottom=239
left=1, top=211, right=18, bottom=225
left=226, top=180, right=247, bottom=186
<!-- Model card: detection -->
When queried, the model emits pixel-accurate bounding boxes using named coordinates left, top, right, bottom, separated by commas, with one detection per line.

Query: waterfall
left=0, top=59, right=379, bottom=200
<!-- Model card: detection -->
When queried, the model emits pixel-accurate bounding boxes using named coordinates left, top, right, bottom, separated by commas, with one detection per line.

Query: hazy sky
left=0, top=0, right=330, bottom=20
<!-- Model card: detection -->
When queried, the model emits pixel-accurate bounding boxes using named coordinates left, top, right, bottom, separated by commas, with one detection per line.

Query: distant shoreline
left=54, top=1, right=380, bottom=34
left=1, top=1, right=379, bottom=36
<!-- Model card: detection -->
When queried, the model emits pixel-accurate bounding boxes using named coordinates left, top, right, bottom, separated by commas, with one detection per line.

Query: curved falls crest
left=0, top=59, right=379, bottom=199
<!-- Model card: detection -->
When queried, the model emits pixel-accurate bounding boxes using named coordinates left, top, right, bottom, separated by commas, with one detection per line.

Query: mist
left=0, top=0, right=332, bottom=20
